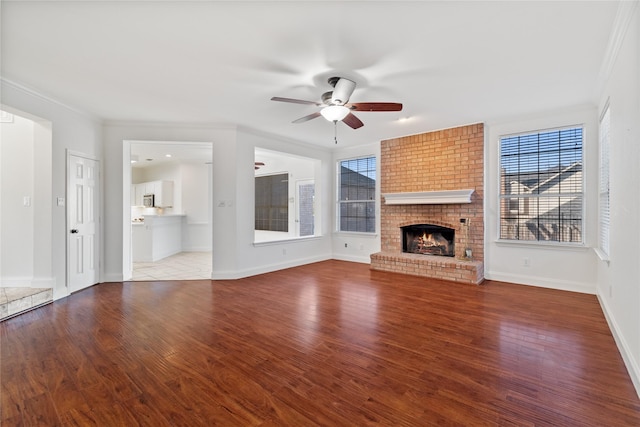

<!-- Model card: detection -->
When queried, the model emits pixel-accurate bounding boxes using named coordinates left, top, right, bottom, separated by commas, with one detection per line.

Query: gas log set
left=402, top=224, right=455, bottom=257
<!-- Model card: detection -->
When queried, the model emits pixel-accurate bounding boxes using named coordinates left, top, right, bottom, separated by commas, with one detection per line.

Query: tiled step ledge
left=0, top=287, right=53, bottom=321
left=370, top=252, right=484, bottom=285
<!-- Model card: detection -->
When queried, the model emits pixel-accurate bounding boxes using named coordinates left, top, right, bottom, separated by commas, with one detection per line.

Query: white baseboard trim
left=484, top=271, right=596, bottom=295
left=53, top=287, right=70, bottom=301
left=1, top=276, right=56, bottom=288
left=0, top=276, right=35, bottom=287
left=597, top=293, right=640, bottom=398
left=332, top=254, right=371, bottom=264
left=31, top=277, right=56, bottom=288
left=211, top=254, right=332, bottom=280
left=103, top=272, right=125, bottom=283
left=181, top=246, right=212, bottom=252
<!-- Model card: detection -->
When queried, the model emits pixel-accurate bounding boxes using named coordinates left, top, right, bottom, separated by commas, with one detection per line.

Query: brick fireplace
left=370, top=123, right=484, bottom=284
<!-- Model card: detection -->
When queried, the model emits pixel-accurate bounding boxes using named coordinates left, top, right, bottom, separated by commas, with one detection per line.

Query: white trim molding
left=383, top=189, right=475, bottom=205
left=594, top=0, right=639, bottom=98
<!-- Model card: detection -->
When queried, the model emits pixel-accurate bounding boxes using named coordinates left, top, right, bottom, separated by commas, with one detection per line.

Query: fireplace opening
left=402, top=224, right=455, bottom=257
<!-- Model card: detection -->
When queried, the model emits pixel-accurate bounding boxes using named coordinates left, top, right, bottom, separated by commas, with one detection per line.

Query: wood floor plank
left=1, top=260, right=639, bottom=425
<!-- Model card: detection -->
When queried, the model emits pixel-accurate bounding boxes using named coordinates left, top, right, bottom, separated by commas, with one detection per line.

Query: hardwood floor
left=2, top=260, right=639, bottom=426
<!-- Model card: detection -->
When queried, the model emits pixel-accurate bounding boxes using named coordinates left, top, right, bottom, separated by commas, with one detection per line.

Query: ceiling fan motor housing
left=330, top=77, right=356, bottom=105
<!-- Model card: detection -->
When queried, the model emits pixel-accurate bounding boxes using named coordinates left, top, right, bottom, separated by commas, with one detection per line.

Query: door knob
left=70, top=229, right=79, bottom=234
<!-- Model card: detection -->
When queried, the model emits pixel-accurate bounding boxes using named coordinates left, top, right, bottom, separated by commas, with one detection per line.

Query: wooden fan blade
left=342, top=113, right=364, bottom=129
left=271, top=97, right=321, bottom=106
left=254, top=162, right=265, bottom=166
left=348, top=102, right=403, bottom=112
left=292, top=112, right=322, bottom=123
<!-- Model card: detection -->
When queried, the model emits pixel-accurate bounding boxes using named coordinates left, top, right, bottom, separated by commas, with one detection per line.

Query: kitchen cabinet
left=132, top=183, right=147, bottom=206
left=152, top=180, right=174, bottom=207
left=131, top=180, right=174, bottom=207
left=132, top=215, right=184, bottom=262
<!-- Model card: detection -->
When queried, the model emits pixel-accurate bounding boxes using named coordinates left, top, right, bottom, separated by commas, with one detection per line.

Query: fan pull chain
left=334, top=120, right=338, bottom=144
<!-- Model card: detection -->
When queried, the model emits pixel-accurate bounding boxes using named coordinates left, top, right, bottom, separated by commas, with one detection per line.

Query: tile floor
left=0, top=287, right=53, bottom=321
left=131, top=251, right=212, bottom=281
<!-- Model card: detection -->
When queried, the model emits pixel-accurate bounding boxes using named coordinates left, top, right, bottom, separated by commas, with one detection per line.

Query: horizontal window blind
left=499, top=127, right=583, bottom=243
left=338, top=157, right=376, bottom=233
left=599, top=106, right=610, bottom=255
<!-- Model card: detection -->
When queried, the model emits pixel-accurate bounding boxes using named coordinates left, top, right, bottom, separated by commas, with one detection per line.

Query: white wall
left=484, top=106, right=600, bottom=294
left=230, top=128, right=333, bottom=278
left=1, top=79, right=102, bottom=300
left=180, top=162, right=212, bottom=252
left=103, top=123, right=237, bottom=281
left=331, top=141, right=381, bottom=263
left=103, top=123, right=334, bottom=281
left=1, top=114, right=35, bottom=284
left=595, top=2, right=640, bottom=396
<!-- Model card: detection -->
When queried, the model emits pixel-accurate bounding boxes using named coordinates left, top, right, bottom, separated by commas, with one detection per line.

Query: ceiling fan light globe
left=321, top=105, right=350, bottom=122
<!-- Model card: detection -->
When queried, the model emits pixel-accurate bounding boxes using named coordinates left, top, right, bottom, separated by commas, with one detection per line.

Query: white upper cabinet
left=153, top=180, right=174, bottom=207
left=131, top=180, right=174, bottom=207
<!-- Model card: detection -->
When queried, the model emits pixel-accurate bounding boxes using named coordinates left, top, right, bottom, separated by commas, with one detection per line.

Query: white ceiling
left=130, top=141, right=212, bottom=169
left=1, top=1, right=620, bottom=148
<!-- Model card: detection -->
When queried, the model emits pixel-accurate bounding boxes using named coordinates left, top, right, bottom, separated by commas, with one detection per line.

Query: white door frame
left=66, top=150, right=101, bottom=293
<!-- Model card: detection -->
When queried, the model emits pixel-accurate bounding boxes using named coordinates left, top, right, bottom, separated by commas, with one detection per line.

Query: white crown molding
left=0, top=77, right=101, bottom=122
left=104, top=119, right=237, bottom=130
left=594, top=0, right=639, bottom=99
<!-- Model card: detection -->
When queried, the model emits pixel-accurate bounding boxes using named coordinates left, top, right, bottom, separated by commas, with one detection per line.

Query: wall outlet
left=282, top=249, right=287, bottom=255
left=522, top=257, right=530, bottom=267
left=345, top=243, right=348, bottom=248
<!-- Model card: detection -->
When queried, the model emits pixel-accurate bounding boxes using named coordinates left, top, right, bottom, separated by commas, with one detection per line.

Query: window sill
left=495, top=239, right=589, bottom=252
left=594, top=248, right=610, bottom=264
left=333, top=231, right=378, bottom=238
left=253, top=235, right=322, bottom=247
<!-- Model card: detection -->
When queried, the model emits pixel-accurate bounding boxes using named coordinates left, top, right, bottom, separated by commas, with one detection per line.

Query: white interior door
left=68, top=153, right=99, bottom=293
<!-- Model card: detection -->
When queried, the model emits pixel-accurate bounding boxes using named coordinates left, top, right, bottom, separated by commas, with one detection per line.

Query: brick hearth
left=370, top=123, right=485, bottom=284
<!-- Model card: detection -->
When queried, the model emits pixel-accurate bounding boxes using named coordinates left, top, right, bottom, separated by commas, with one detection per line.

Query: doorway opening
left=124, top=140, right=213, bottom=281
left=0, top=108, right=54, bottom=319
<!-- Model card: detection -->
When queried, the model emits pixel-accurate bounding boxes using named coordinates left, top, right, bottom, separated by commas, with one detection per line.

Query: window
left=338, top=157, right=376, bottom=233
left=599, top=105, right=610, bottom=256
left=255, top=173, right=288, bottom=232
left=499, top=127, right=583, bottom=243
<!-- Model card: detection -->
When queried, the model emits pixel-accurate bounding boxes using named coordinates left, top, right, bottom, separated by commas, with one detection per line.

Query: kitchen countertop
left=132, top=214, right=186, bottom=224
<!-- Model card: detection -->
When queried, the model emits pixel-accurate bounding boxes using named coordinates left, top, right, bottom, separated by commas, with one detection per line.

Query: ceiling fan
left=271, top=77, right=402, bottom=130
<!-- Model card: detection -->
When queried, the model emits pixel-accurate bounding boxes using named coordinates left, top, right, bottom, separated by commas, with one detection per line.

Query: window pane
left=255, top=173, right=288, bottom=232
left=499, top=127, right=583, bottom=243
left=339, top=157, right=376, bottom=232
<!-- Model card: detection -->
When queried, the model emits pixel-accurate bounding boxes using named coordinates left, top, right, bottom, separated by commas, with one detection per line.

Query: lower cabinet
left=132, top=215, right=184, bottom=262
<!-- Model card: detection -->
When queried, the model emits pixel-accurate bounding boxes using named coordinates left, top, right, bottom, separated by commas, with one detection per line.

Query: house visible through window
left=338, top=157, right=376, bottom=233
left=255, top=173, right=288, bottom=232
left=499, top=127, right=583, bottom=243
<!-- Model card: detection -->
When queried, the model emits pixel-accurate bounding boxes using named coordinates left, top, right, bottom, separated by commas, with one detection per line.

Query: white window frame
left=336, top=155, right=377, bottom=234
left=598, top=103, right=610, bottom=259
left=498, top=125, right=585, bottom=245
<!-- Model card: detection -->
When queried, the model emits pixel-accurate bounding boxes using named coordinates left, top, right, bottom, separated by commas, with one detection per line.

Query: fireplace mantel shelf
left=383, top=189, right=475, bottom=205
